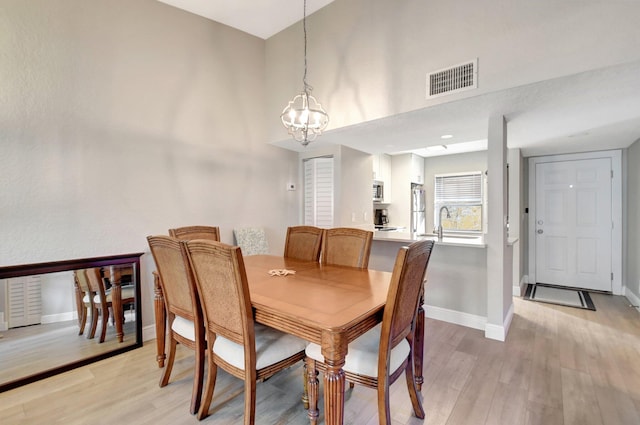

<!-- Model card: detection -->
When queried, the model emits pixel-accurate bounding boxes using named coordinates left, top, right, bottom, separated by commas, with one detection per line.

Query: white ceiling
left=159, top=1, right=640, bottom=158
left=157, top=0, right=337, bottom=39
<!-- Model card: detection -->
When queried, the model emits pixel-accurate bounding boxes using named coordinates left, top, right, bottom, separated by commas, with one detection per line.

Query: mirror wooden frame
left=0, top=252, right=144, bottom=393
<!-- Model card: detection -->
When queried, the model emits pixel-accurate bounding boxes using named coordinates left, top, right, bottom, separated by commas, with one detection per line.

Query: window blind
left=435, top=172, right=483, bottom=204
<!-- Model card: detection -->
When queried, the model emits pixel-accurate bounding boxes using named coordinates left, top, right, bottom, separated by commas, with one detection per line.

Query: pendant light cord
left=303, top=0, right=311, bottom=93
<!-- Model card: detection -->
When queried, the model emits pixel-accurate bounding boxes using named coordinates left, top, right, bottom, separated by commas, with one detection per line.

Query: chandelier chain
left=303, top=0, right=310, bottom=92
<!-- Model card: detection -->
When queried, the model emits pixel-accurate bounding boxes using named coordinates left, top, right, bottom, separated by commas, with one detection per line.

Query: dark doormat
left=524, top=283, right=595, bottom=311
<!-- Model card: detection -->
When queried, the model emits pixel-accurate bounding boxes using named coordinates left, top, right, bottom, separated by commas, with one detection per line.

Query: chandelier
left=281, top=0, right=329, bottom=146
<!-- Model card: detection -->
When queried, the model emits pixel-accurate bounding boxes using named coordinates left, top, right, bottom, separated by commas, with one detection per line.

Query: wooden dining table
left=153, top=254, right=426, bottom=425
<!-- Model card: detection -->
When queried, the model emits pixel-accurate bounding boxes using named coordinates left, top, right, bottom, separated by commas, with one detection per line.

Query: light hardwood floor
left=1, top=294, right=639, bottom=425
left=0, top=316, right=137, bottom=386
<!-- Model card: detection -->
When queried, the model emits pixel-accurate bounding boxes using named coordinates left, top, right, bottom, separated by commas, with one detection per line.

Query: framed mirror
left=0, top=252, right=143, bottom=392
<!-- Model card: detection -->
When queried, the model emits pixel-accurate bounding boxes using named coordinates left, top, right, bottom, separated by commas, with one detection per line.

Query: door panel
left=535, top=158, right=612, bottom=291
left=576, top=238, right=597, bottom=274
left=544, top=236, right=567, bottom=272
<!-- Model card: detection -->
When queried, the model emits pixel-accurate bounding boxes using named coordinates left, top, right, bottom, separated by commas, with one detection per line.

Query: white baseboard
left=144, top=305, right=512, bottom=344
left=513, top=275, right=528, bottom=297
left=485, top=302, right=514, bottom=342
left=41, top=311, right=77, bottom=324
left=143, top=324, right=156, bottom=342
left=485, top=324, right=505, bottom=341
left=625, top=288, right=640, bottom=315
left=424, top=304, right=487, bottom=331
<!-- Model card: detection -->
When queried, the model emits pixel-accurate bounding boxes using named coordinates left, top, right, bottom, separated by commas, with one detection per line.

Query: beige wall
left=298, top=144, right=373, bottom=228
left=266, top=0, right=640, bottom=143
left=423, top=151, right=488, bottom=230
left=0, top=0, right=299, bottom=327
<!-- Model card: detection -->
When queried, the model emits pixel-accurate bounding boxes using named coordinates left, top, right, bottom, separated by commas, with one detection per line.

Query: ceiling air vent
left=427, top=58, right=478, bottom=98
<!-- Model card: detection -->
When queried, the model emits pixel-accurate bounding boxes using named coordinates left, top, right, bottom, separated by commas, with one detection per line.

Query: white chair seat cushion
left=305, top=324, right=410, bottom=378
left=213, top=323, right=306, bottom=371
left=171, top=316, right=196, bottom=341
left=92, top=286, right=135, bottom=304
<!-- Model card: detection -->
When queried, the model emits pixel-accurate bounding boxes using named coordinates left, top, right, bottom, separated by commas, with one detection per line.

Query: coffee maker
left=374, top=208, right=389, bottom=226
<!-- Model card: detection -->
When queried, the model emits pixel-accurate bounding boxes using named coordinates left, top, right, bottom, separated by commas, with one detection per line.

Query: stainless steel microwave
left=373, top=180, right=384, bottom=202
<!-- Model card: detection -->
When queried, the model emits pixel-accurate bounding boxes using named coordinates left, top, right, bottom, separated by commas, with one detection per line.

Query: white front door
left=535, top=158, right=612, bottom=291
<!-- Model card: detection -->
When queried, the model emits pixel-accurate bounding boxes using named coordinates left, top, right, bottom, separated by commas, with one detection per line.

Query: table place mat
left=268, top=269, right=296, bottom=277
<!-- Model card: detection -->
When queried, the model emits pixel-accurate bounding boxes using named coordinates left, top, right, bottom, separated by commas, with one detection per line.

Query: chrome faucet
left=436, top=206, right=450, bottom=239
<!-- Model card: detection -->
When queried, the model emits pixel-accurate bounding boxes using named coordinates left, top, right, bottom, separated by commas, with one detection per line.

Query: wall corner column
left=485, top=115, right=513, bottom=341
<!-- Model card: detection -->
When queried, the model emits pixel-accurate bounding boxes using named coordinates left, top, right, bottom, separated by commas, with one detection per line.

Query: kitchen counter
left=373, top=230, right=487, bottom=248
left=370, top=230, right=515, bottom=334
left=370, top=231, right=489, bottom=328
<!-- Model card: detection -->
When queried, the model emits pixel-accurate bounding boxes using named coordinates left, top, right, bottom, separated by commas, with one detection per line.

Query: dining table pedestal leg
left=323, top=363, right=345, bottom=425
left=322, top=332, right=347, bottom=425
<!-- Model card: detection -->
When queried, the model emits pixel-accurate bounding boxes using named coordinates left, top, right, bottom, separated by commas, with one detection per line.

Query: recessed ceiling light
left=441, top=134, right=453, bottom=139
left=425, top=145, right=448, bottom=151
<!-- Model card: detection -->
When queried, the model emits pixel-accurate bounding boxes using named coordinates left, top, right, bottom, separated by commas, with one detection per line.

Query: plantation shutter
left=304, top=157, right=334, bottom=227
left=6, top=275, right=42, bottom=328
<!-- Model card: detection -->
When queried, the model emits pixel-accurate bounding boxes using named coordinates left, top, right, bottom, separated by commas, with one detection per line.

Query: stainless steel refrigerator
left=411, top=183, right=426, bottom=234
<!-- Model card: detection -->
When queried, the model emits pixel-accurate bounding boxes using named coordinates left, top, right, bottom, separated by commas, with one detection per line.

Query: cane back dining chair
left=169, top=225, right=220, bottom=241
left=84, top=267, right=136, bottom=344
left=305, top=239, right=435, bottom=425
left=321, top=227, right=373, bottom=269
left=147, top=235, right=206, bottom=415
left=283, top=226, right=324, bottom=261
left=73, top=269, right=95, bottom=337
left=183, top=239, right=307, bottom=422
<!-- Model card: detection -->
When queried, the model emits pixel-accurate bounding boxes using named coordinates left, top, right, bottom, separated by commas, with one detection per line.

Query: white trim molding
left=424, top=304, right=487, bottom=331
left=625, top=288, right=640, bottom=315
left=485, top=302, right=514, bottom=342
left=143, top=324, right=156, bottom=342
left=514, top=275, right=528, bottom=297
left=41, top=311, right=77, bottom=324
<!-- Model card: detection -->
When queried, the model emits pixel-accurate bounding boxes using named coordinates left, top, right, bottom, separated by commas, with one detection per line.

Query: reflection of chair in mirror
left=147, top=235, right=206, bottom=415
left=85, top=267, right=135, bottom=343
left=184, top=240, right=307, bottom=421
left=233, top=227, right=269, bottom=256
left=73, top=269, right=95, bottom=337
left=283, top=226, right=323, bottom=261
left=305, top=239, right=434, bottom=425
left=169, top=225, right=221, bottom=241
left=321, top=227, right=373, bottom=269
